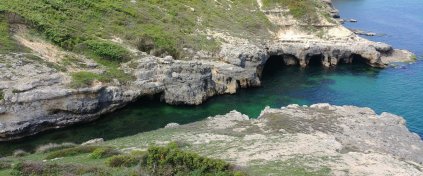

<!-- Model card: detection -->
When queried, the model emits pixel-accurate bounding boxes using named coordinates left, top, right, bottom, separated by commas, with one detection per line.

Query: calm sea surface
left=1, top=0, right=422, bottom=155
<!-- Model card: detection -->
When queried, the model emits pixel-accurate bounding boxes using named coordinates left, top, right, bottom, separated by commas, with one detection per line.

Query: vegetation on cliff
left=0, top=0, right=335, bottom=87
left=0, top=143, right=243, bottom=176
left=0, top=0, right=277, bottom=59
left=262, top=0, right=321, bottom=23
left=0, top=0, right=333, bottom=57
left=0, top=13, right=18, bottom=53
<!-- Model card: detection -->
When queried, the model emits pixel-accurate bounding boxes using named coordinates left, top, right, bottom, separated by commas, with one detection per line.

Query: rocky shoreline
left=104, top=104, right=423, bottom=175
left=0, top=0, right=416, bottom=141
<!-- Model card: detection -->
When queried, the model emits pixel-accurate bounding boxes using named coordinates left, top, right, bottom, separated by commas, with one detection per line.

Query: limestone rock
left=165, top=123, right=180, bottom=128
left=81, top=138, right=104, bottom=146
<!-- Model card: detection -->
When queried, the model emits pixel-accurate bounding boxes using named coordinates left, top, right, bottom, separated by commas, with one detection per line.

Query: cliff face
left=105, top=104, right=423, bottom=175
left=0, top=0, right=416, bottom=140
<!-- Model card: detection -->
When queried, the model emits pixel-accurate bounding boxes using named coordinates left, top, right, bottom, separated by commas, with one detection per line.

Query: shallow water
left=1, top=0, right=422, bottom=155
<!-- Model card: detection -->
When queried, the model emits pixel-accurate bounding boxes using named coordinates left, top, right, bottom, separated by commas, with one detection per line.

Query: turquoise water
left=331, top=0, right=423, bottom=134
left=1, top=0, right=422, bottom=155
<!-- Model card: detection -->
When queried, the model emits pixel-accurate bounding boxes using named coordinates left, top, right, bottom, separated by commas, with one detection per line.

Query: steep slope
left=0, top=0, right=416, bottom=140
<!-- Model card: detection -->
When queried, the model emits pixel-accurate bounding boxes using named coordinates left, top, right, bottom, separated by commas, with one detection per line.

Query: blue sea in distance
left=330, top=0, right=423, bottom=136
left=1, top=0, right=422, bottom=155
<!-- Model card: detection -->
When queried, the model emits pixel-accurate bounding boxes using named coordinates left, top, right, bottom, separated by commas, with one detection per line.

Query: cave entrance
left=351, top=54, right=369, bottom=65
left=338, top=54, right=370, bottom=66
left=307, top=54, right=324, bottom=67
left=261, top=55, right=288, bottom=78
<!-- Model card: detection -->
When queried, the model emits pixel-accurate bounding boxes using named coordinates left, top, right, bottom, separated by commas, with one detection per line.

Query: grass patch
left=35, top=143, right=77, bottom=153
left=4, top=143, right=246, bottom=175
left=0, top=0, right=275, bottom=59
left=143, top=143, right=242, bottom=176
left=247, top=158, right=332, bottom=176
left=262, top=0, right=322, bottom=24
left=83, top=40, right=130, bottom=63
left=70, top=71, right=105, bottom=88
left=70, top=70, right=133, bottom=88
left=44, top=146, right=99, bottom=160
left=0, top=160, right=12, bottom=170
left=0, top=13, right=17, bottom=53
left=10, top=162, right=108, bottom=176
left=105, top=154, right=141, bottom=168
left=89, top=147, right=120, bottom=159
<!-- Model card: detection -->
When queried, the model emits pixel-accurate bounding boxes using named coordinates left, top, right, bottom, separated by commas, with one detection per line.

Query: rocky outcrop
left=105, top=104, right=423, bottom=175
left=0, top=0, right=416, bottom=141
left=0, top=54, right=139, bottom=140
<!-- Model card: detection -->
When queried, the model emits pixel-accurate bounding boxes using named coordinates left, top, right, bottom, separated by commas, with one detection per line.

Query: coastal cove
left=1, top=0, right=423, bottom=156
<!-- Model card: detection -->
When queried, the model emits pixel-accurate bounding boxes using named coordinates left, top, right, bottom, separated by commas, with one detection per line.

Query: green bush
left=70, top=71, right=104, bottom=88
left=45, top=146, right=99, bottom=160
left=84, top=40, right=130, bottom=62
left=11, top=161, right=108, bottom=176
left=10, top=162, right=23, bottom=176
left=90, top=147, right=120, bottom=159
left=144, top=144, right=236, bottom=176
left=136, top=35, right=155, bottom=52
left=105, top=155, right=140, bottom=168
left=411, top=55, right=417, bottom=61
left=0, top=160, right=12, bottom=170
left=70, top=70, right=133, bottom=88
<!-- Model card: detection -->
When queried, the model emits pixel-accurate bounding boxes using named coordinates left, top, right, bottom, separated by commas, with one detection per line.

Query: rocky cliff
left=0, top=0, right=416, bottom=140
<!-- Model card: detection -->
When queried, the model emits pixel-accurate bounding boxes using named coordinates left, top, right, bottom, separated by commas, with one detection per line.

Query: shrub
left=84, top=40, right=130, bottom=63
left=10, top=162, right=23, bottom=176
left=90, top=147, right=120, bottom=159
left=136, top=35, right=155, bottom=52
left=45, top=146, right=99, bottom=160
left=105, top=155, right=140, bottom=168
left=70, top=71, right=104, bottom=88
left=11, top=161, right=107, bottom=176
left=135, top=35, right=179, bottom=58
left=35, top=143, right=77, bottom=153
left=411, top=55, right=417, bottom=61
left=70, top=69, right=133, bottom=88
left=143, top=144, right=236, bottom=176
left=0, top=159, right=12, bottom=170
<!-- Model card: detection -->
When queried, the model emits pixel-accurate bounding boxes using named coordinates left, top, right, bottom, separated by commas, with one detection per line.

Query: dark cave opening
left=307, top=54, right=324, bottom=67
left=261, top=55, right=288, bottom=77
left=351, top=54, right=369, bottom=65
